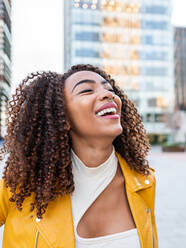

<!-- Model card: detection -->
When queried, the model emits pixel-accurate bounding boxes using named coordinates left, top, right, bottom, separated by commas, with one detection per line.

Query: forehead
left=65, top=70, right=107, bottom=89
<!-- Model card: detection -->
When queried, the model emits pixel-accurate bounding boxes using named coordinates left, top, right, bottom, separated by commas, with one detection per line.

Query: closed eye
left=79, top=89, right=93, bottom=94
left=79, top=89, right=114, bottom=94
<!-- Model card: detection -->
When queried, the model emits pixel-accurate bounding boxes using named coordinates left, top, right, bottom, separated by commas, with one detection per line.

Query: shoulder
left=0, top=178, right=12, bottom=206
left=148, top=167, right=156, bottom=184
left=0, top=178, right=12, bottom=225
left=0, top=178, right=9, bottom=195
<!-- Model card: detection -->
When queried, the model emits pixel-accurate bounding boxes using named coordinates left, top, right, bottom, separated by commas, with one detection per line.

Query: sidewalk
left=148, top=146, right=186, bottom=247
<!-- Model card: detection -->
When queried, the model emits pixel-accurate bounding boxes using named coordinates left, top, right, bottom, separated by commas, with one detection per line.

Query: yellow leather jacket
left=0, top=152, right=158, bottom=247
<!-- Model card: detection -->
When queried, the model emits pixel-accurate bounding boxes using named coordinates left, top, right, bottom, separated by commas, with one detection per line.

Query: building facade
left=174, top=27, right=186, bottom=111
left=64, top=0, right=174, bottom=141
left=0, top=0, right=11, bottom=138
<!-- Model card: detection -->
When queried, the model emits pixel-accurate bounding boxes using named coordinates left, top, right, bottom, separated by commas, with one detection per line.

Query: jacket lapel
left=116, top=152, right=154, bottom=248
left=116, top=152, right=154, bottom=192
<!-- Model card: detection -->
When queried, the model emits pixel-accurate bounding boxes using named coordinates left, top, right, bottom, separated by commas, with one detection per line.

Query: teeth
left=96, top=107, right=117, bottom=116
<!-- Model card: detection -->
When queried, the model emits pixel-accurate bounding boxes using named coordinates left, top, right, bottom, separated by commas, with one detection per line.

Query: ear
left=64, top=115, right=71, bottom=131
left=66, top=121, right=71, bottom=131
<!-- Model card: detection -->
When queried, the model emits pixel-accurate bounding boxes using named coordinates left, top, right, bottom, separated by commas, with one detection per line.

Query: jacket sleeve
left=0, top=179, right=10, bottom=226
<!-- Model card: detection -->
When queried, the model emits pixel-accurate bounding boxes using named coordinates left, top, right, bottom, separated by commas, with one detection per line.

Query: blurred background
left=0, top=0, right=186, bottom=247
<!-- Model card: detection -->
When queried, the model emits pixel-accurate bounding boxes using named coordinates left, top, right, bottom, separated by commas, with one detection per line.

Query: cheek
left=67, top=100, right=94, bottom=129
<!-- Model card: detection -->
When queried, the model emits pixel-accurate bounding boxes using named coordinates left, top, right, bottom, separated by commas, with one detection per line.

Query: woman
left=0, top=64, right=158, bottom=247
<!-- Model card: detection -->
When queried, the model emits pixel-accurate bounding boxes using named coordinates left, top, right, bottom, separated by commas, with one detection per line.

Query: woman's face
left=64, top=71, right=122, bottom=140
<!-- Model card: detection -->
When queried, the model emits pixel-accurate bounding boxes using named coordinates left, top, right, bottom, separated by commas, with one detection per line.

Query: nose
left=97, top=88, right=115, bottom=101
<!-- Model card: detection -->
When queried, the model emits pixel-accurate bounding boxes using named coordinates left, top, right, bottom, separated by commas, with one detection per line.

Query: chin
left=113, top=126, right=123, bottom=137
left=102, top=125, right=123, bottom=139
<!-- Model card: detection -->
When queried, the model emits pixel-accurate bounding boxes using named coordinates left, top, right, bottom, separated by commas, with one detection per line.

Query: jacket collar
left=116, top=152, right=155, bottom=192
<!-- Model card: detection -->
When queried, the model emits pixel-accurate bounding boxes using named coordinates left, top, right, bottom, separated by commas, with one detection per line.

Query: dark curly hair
left=0, top=64, right=150, bottom=218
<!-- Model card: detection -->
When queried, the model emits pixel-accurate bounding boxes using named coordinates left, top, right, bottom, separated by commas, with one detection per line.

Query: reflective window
left=75, top=32, right=100, bottom=41
left=101, top=1, right=140, bottom=13
left=75, top=49, right=100, bottom=58
left=141, top=5, right=168, bottom=15
left=148, top=98, right=157, bottom=107
left=140, top=51, right=168, bottom=61
left=103, top=65, right=140, bottom=76
left=155, top=113, right=165, bottom=122
left=102, top=33, right=140, bottom=44
left=102, top=17, right=140, bottom=29
left=0, top=2, right=11, bottom=32
left=3, top=32, right=11, bottom=60
left=141, top=35, right=170, bottom=46
left=141, top=20, right=169, bottom=30
left=141, top=35, right=153, bottom=45
left=72, top=11, right=101, bottom=26
left=146, top=113, right=154, bottom=122
left=3, top=61, right=11, bottom=83
left=141, top=67, right=168, bottom=76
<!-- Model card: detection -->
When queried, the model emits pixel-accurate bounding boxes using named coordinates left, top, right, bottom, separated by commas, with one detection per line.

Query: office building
left=0, top=0, right=11, bottom=137
left=64, top=0, right=174, bottom=141
left=174, top=27, right=186, bottom=111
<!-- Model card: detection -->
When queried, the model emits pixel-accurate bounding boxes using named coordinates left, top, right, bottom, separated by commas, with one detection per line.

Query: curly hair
left=0, top=64, right=150, bottom=218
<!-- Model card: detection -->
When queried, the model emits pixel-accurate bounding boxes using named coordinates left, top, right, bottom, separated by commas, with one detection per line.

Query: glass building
left=64, top=0, right=174, bottom=140
left=0, top=0, right=11, bottom=138
left=174, top=27, right=186, bottom=111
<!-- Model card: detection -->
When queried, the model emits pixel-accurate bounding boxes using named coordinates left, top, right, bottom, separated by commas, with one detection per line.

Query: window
left=146, top=113, right=154, bottom=122
left=140, top=66, right=168, bottom=76
left=141, top=20, right=169, bottom=30
left=3, top=32, right=11, bottom=60
left=148, top=98, right=157, bottom=107
left=141, top=35, right=153, bottom=45
left=141, top=5, right=168, bottom=15
left=75, top=32, right=100, bottom=41
left=75, top=49, right=100, bottom=58
left=141, top=34, right=170, bottom=46
left=0, top=2, right=11, bottom=32
left=140, top=51, right=168, bottom=61
left=155, top=113, right=164, bottom=122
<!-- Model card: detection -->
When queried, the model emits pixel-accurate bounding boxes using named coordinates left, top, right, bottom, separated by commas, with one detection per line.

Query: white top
left=71, top=147, right=141, bottom=248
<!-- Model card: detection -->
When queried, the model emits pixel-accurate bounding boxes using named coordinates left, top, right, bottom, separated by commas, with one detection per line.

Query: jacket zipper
left=34, top=231, right=39, bottom=248
left=149, top=209, right=155, bottom=248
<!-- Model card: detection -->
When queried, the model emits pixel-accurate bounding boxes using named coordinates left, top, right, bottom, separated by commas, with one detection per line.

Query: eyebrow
left=71, top=79, right=110, bottom=93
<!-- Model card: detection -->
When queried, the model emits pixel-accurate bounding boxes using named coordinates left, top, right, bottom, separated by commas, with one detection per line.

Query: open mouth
left=96, top=107, right=117, bottom=117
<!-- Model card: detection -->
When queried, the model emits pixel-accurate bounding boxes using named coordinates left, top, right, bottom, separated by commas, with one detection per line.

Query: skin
left=64, top=71, right=135, bottom=238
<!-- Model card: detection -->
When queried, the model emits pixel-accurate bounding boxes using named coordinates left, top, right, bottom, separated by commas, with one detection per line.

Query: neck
left=71, top=136, right=114, bottom=168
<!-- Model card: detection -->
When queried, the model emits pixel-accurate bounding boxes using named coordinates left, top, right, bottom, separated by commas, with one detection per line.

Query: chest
left=76, top=173, right=136, bottom=238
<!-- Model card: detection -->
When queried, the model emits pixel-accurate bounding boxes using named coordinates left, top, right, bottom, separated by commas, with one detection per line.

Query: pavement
left=147, top=146, right=186, bottom=247
left=0, top=145, right=186, bottom=247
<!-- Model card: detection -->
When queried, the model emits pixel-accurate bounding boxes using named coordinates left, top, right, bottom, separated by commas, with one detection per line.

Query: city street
left=0, top=146, right=185, bottom=247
